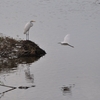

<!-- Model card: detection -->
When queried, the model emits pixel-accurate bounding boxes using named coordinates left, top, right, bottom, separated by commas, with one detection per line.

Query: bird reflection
left=24, top=64, right=34, bottom=83
left=61, top=84, right=75, bottom=96
left=61, top=86, right=72, bottom=96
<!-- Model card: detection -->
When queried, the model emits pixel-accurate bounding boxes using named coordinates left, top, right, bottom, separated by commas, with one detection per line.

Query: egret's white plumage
left=63, top=34, right=70, bottom=44
left=59, top=34, right=74, bottom=48
left=24, top=20, right=35, bottom=40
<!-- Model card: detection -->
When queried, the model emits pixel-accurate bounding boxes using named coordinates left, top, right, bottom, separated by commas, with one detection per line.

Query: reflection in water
left=61, top=84, right=75, bottom=96
left=0, top=56, right=41, bottom=74
left=24, top=64, right=34, bottom=83
left=0, top=56, right=43, bottom=98
left=0, top=93, right=4, bottom=99
left=0, top=54, right=44, bottom=98
left=61, top=86, right=72, bottom=96
left=0, top=84, right=16, bottom=99
left=0, top=63, right=36, bottom=98
left=0, top=88, right=16, bottom=98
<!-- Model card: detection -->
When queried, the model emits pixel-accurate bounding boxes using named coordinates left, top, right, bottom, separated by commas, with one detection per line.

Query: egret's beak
left=31, top=20, right=36, bottom=22
left=58, top=42, right=61, bottom=44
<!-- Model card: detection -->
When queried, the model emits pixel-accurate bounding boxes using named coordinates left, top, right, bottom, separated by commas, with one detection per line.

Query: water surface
left=0, top=0, right=100, bottom=100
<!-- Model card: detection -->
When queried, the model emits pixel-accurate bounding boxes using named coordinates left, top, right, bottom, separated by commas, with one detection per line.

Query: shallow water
left=0, top=0, right=100, bottom=100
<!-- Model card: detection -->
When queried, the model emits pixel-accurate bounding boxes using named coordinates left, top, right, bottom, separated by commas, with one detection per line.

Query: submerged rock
left=0, top=36, right=46, bottom=59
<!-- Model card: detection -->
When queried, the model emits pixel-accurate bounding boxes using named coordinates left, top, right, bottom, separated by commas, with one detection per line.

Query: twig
left=2, top=88, right=16, bottom=94
left=0, top=84, right=16, bottom=89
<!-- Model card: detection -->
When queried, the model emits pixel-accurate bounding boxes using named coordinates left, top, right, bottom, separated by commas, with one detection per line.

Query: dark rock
left=18, top=40, right=46, bottom=57
left=0, top=36, right=46, bottom=58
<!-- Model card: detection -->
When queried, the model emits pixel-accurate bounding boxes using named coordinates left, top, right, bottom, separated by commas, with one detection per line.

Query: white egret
left=24, top=20, right=35, bottom=40
left=58, top=34, right=74, bottom=48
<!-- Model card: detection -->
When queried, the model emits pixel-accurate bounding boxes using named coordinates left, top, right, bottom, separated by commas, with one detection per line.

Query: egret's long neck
left=30, top=22, right=33, bottom=27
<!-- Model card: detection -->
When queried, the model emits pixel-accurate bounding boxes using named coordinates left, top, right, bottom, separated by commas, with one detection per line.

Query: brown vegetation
left=0, top=36, right=46, bottom=59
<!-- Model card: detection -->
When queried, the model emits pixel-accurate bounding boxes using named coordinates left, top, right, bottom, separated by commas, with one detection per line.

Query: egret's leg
left=26, top=31, right=29, bottom=40
left=28, top=31, right=29, bottom=40
left=26, top=34, right=27, bottom=40
left=26, top=33, right=28, bottom=40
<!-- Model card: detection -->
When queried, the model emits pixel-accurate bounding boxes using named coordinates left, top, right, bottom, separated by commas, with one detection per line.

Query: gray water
left=0, top=0, right=100, bottom=100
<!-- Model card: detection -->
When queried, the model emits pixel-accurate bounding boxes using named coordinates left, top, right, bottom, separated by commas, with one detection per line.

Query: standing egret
left=59, top=34, right=74, bottom=48
left=24, top=20, right=35, bottom=40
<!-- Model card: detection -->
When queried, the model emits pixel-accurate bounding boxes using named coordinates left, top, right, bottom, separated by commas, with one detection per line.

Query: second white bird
left=59, top=34, right=74, bottom=48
